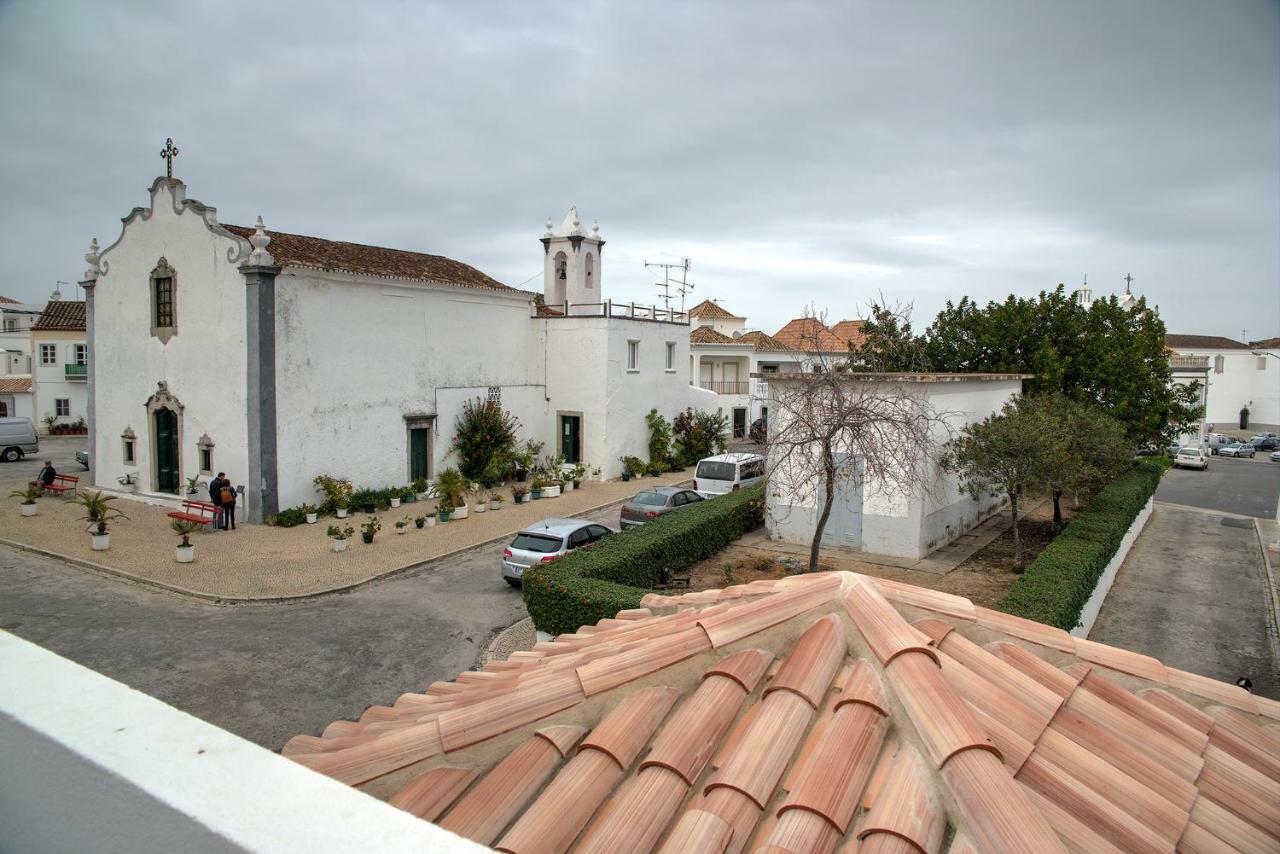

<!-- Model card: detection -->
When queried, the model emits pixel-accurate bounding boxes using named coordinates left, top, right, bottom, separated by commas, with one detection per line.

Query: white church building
left=82, top=170, right=711, bottom=521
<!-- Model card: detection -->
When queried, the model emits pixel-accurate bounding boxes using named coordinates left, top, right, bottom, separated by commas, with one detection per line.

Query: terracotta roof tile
left=283, top=569, right=1280, bottom=851
left=223, top=224, right=512, bottom=293
left=687, top=299, right=740, bottom=319
left=689, top=324, right=742, bottom=345
left=0, top=376, right=32, bottom=394
left=772, top=316, right=849, bottom=352
left=830, top=319, right=869, bottom=349
left=1165, top=333, right=1250, bottom=350
left=30, top=300, right=86, bottom=331
left=737, top=329, right=794, bottom=352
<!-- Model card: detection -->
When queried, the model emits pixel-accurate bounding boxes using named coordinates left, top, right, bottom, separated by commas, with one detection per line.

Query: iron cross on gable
left=160, top=138, right=179, bottom=178
left=1123, top=273, right=1134, bottom=293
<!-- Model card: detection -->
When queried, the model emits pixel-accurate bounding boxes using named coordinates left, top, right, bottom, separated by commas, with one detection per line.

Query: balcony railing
left=64, top=363, right=88, bottom=381
left=698, top=380, right=750, bottom=395
left=1168, top=355, right=1210, bottom=369
left=536, top=300, right=689, bottom=325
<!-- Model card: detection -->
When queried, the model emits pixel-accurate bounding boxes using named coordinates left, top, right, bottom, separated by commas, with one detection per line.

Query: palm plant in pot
left=435, top=468, right=469, bottom=520
left=326, top=524, right=354, bottom=552
left=11, top=482, right=40, bottom=517
left=172, top=519, right=199, bottom=563
left=77, top=490, right=127, bottom=550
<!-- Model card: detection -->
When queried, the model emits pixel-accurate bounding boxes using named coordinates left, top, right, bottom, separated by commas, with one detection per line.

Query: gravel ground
left=0, top=472, right=692, bottom=600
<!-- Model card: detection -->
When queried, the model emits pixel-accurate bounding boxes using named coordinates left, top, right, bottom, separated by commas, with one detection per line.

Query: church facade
left=82, top=174, right=710, bottom=521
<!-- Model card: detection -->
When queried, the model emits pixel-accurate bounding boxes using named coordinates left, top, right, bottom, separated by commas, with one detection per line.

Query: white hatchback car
left=1172, top=447, right=1209, bottom=470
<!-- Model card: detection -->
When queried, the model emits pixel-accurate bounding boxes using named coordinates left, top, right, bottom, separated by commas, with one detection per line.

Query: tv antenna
left=645, top=258, right=692, bottom=316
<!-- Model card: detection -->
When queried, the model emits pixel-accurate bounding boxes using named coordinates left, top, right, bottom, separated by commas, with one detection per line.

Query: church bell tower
left=541, top=207, right=604, bottom=308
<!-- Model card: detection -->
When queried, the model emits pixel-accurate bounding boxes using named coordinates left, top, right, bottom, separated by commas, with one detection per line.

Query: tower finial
left=160, top=137, right=180, bottom=179
left=246, top=216, right=274, bottom=266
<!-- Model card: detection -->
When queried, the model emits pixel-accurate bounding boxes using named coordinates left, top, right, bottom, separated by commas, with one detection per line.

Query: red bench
left=41, top=474, right=78, bottom=496
left=168, top=500, right=218, bottom=528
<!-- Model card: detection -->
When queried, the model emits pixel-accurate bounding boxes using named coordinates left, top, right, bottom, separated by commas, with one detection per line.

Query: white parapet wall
left=1075, top=496, right=1156, bottom=639
left=0, top=631, right=487, bottom=854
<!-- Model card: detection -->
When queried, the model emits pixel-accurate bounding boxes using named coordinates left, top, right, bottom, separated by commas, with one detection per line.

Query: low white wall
left=0, top=632, right=486, bottom=854
left=1076, top=496, right=1155, bottom=638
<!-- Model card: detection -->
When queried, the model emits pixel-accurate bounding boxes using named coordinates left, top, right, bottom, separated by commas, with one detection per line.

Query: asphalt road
left=0, top=500, right=624, bottom=751
left=1156, top=453, right=1280, bottom=518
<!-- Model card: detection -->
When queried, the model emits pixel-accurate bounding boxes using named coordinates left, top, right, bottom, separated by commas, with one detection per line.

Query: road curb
left=1254, top=520, right=1280, bottom=681
left=0, top=486, right=680, bottom=605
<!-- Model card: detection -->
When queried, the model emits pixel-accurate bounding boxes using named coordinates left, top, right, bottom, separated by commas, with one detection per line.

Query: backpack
left=220, top=487, right=235, bottom=504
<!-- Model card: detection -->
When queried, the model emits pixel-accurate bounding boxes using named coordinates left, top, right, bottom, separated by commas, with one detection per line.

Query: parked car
left=1219, top=443, right=1255, bottom=458
left=500, top=518, right=612, bottom=587
left=620, top=486, right=705, bottom=529
left=748, top=417, right=768, bottom=444
left=75, top=448, right=90, bottom=469
left=0, top=416, right=39, bottom=462
left=694, top=452, right=766, bottom=497
left=1204, top=433, right=1235, bottom=455
left=1249, top=436, right=1279, bottom=451
left=1172, top=447, right=1209, bottom=470
left=1271, top=450, right=1280, bottom=462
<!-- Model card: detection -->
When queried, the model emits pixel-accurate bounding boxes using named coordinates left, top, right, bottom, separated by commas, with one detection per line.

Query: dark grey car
left=619, top=486, right=705, bottom=529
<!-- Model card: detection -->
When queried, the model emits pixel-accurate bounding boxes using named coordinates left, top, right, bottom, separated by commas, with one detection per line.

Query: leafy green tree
left=945, top=400, right=1042, bottom=567
left=449, top=398, right=520, bottom=483
left=1023, top=394, right=1132, bottom=529
left=672, top=408, right=728, bottom=465
left=848, top=302, right=932, bottom=372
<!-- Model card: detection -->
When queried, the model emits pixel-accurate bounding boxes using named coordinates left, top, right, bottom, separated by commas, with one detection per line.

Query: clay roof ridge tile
left=576, top=625, right=712, bottom=696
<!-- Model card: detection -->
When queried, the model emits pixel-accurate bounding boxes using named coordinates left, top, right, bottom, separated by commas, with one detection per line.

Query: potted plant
left=402, top=487, right=417, bottom=504
left=414, top=515, right=426, bottom=529
left=172, top=519, right=199, bottom=563
left=302, top=504, right=319, bottom=525
left=395, top=516, right=410, bottom=534
left=327, top=524, right=354, bottom=552
left=425, top=511, right=437, bottom=527
left=543, top=477, right=562, bottom=498
left=489, top=492, right=504, bottom=511
left=11, top=483, right=39, bottom=517
left=435, top=468, right=469, bottom=520
left=620, top=456, right=645, bottom=481
left=77, top=490, right=127, bottom=549
left=185, top=474, right=205, bottom=496
left=334, top=497, right=349, bottom=519
left=390, top=494, right=401, bottom=508
left=360, top=517, right=381, bottom=544
left=530, top=478, right=545, bottom=500
left=570, top=463, right=586, bottom=489
left=511, top=484, right=528, bottom=504
left=474, top=492, right=487, bottom=514
left=412, top=478, right=431, bottom=501
left=117, top=472, right=138, bottom=492
left=314, top=474, right=354, bottom=518
left=438, top=504, right=451, bottom=523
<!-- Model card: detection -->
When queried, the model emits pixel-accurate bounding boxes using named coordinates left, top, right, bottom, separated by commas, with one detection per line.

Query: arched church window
left=554, top=252, right=567, bottom=281
left=150, top=257, right=178, bottom=343
left=585, top=253, right=595, bottom=288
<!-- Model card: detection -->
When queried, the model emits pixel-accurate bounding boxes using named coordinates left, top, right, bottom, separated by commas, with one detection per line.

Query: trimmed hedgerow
left=996, top=458, right=1168, bottom=630
left=523, top=484, right=765, bottom=636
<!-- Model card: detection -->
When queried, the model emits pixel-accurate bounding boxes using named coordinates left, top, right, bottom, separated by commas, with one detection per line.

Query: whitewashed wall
left=92, top=180, right=249, bottom=494
left=31, top=331, right=89, bottom=427
left=1191, top=349, right=1280, bottom=429
left=274, top=271, right=547, bottom=508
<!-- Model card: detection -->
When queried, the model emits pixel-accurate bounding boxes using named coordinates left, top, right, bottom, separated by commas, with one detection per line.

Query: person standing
left=219, top=477, right=238, bottom=531
left=208, top=471, right=225, bottom=530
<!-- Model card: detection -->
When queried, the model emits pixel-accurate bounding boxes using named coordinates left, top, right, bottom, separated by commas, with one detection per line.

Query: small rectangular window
left=123, top=439, right=135, bottom=464
left=627, top=340, right=639, bottom=371
left=40, top=344, right=56, bottom=366
left=74, top=344, right=87, bottom=366
left=55, top=398, right=70, bottom=417
left=199, top=447, right=212, bottom=473
left=665, top=341, right=676, bottom=371
left=1258, top=357, right=1268, bottom=371
left=154, top=276, right=175, bottom=328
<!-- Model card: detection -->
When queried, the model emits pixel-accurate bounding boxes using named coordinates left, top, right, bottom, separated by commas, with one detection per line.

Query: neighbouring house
left=83, top=171, right=711, bottom=521
left=688, top=303, right=869, bottom=439
left=0, top=375, right=33, bottom=420
left=30, top=299, right=88, bottom=432
left=0, top=294, right=42, bottom=420
left=1166, top=334, right=1279, bottom=435
left=764, top=372, right=1027, bottom=560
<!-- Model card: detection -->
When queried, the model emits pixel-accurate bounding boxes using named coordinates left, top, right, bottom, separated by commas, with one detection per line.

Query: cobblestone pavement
left=0, top=469, right=690, bottom=600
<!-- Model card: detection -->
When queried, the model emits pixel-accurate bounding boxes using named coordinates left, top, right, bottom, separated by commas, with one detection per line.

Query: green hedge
left=996, top=459, right=1168, bottom=630
left=523, top=484, right=765, bottom=636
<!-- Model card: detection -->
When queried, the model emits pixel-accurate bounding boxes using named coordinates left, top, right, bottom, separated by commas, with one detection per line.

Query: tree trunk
left=809, top=439, right=837, bottom=572
left=1009, top=491, right=1022, bottom=568
left=1052, top=490, right=1063, bottom=530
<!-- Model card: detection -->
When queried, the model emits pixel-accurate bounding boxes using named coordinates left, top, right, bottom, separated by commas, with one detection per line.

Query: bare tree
left=764, top=307, right=951, bottom=571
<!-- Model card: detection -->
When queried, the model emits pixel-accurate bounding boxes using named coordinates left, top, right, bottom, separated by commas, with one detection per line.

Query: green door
left=154, top=408, right=179, bottom=494
left=409, top=428, right=430, bottom=481
left=561, top=415, right=581, bottom=464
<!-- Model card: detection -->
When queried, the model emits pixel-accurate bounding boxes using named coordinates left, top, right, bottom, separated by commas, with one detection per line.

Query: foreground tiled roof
left=284, top=572, right=1280, bottom=852
left=30, top=300, right=86, bottom=332
left=1165, top=334, right=1250, bottom=350
left=688, top=299, right=740, bottom=319
left=0, top=376, right=32, bottom=394
left=830, top=319, right=869, bottom=349
left=224, top=225, right=511, bottom=293
left=690, top=325, right=745, bottom=345
left=772, top=317, right=849, bottom=353
left=737, top=330, right=793, bottom=353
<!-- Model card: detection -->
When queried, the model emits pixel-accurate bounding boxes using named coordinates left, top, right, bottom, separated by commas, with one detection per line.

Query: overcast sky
left=1, top=1, right=1276, bottom=340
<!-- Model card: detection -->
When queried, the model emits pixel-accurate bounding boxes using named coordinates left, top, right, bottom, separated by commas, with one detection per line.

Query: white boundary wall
left=1076, top=496, right=1155, bottom=638
left=0, top=632, right=485, bottom=854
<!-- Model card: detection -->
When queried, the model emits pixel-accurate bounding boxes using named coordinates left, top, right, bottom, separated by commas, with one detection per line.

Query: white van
left=0, top=417, right=39, bottom=462
left=694, top=452, right=765, bottom=497
left=1204, top=433, right=1234, bottom=455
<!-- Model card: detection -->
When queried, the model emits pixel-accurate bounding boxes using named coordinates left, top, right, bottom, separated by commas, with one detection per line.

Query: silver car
left=620, top=486, right=705, bottom=529
left=501, top=518, right=612, bottom=587
left=1218, top=442, right=1255, bottom=458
